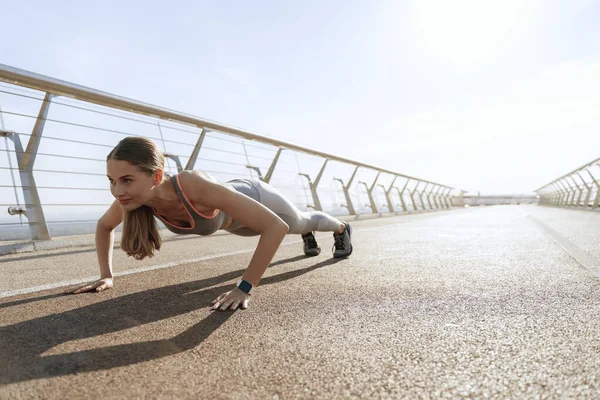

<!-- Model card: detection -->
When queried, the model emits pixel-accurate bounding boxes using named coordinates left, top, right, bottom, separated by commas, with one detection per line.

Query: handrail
left=534, top=156, right=600, bottom=192
left=0, top=63, right=449, bottom=189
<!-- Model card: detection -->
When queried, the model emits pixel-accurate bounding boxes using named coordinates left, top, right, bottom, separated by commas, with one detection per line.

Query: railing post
left=333, top=178, right=354, bottom=216
left=570, top=175, right=584, bottom=208
left=417, top=182, right=428, bottom=210
left=548, top=182, right=557, bottom=205
left=425, top=183, right=435, bottom=210
left=539, top=188, right=547, bottom=205
left=546, top=183, right=555, bottom=206
left=558, top=181, right=569, bottom=206
left=246, top=165, right=263, bottom=180
left=298, top=159, right=329, bottom=211
left=556, top=180, right=569, bottom=206
left=163, top=153, right=183, bottom=173
left=382, top=176, right=398, bottom=214
left=357, top=182, right=372, bottom=213
left=246, top=148, right=284, bottom=183
left=311, top=158, right=329, bottom=211
left=563, top=178, right=577, bottom=207
left=185, top=128, right=206, bottom=170
left=569, top=178, right=579, bottom=207
left=432, top=186, right=442, bottom=209
left=437, top=185, right=446, bottom=209
left=409, top=181, right=421, bottom=211
left=298, top=172, right=315, bottom=209
left=580, top=172, right=592, bottom=208
left=548, top=185, right=556, bottom=205
left=551, top=186, right=559, bottom=205
left=368, top=172, right=381, bottom=214
left=443, top=187, right=452, bottom=208
left=567, top=179, right=577, bottom=206
left=591, top=166, right=600, bottom=209
left=263, top=147, right=284, bottom=184
left=548, top=183, right=560, bottom=206
left=5, top=92, right=53, bottom=240
left=575, top=172, right=591, bottom=208
left=333, top=165, right=358, bottom=216
left=358, top=171, right=381, bottom=214
left=393, top=179, right=410, bottom=212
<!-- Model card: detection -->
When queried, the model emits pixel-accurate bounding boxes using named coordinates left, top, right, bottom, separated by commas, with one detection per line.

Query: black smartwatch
left=236, top=279, right=254, bottom=294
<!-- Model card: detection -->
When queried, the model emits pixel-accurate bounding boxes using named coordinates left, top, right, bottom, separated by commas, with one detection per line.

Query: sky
left=2, top=0, right=600, bottom=195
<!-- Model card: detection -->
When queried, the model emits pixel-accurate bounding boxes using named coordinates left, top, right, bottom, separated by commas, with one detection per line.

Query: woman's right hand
left=68, top=277, right=113, bottom=294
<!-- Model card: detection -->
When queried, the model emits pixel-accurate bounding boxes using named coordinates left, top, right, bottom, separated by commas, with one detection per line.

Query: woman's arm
left=96, top=199, right=124, bottom=278
left=96, top=222, right=115, bottom=279
left=180, top=171, right=289, bottom=287
left=69, top=200, right=123, bottom=294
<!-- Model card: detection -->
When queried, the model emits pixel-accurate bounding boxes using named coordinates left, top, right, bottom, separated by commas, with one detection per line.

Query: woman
left=69, top=136, right=353, bottom=311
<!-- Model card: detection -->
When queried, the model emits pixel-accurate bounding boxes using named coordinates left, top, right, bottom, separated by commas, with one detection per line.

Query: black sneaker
left=332, top=222, right=353, bottom=258
left=302, top=231, right=321, bottom=257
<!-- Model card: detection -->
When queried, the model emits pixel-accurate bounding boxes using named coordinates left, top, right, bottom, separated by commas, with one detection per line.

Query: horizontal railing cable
left=1, top=86, right=296, bottom=156
left=0, top=63, right=450, bottom=187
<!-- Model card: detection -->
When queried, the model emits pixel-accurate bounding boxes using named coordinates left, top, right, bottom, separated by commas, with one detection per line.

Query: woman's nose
left=114, top=184, right=126, bottom=197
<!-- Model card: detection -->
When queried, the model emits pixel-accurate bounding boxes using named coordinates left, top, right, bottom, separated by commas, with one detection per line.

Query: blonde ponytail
left=121, top=205, right=162, bottom=260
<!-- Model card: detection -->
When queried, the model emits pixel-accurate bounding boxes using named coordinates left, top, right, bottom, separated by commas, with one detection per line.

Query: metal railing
left=534, top=157, right=600, bottom=210
left=0, top=63, right=456, bottom=241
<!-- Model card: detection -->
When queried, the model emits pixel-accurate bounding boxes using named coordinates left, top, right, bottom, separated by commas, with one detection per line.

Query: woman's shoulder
left=176, top=170, right=218, bottom=184
left=176, top=170, right=234, bottom=208
left=176, top=170, right=222, bottom=199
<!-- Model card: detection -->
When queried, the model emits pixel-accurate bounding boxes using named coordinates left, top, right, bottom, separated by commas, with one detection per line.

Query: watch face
left=238, top=280, right=253, bottom=294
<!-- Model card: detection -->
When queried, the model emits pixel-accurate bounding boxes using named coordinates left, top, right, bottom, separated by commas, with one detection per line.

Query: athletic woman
left=69, top=136, right=353, bottom=311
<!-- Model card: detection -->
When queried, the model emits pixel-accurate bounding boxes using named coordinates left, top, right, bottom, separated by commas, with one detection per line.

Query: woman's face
left=106, top=159, right=158, bottom=211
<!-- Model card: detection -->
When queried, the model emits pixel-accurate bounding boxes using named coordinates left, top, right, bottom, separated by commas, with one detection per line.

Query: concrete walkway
left=1, top=205, right=599, bottom=398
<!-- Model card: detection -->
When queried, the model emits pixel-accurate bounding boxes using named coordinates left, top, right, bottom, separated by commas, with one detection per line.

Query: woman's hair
left=107, top=136, right=165, bottom=260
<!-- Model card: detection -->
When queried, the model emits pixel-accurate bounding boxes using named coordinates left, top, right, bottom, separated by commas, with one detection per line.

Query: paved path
left=1, top=205, right=599, bottom=398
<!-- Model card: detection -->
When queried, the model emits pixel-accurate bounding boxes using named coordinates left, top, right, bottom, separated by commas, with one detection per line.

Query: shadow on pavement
left=0, top=233, right=230, bottom=263
left=0, top=255, right=307, bottom=310
left=0, top=256, right=343, bottom=384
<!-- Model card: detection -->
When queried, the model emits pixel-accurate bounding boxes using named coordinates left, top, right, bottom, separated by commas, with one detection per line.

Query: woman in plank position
left=70, top=136, right=353, bottom=310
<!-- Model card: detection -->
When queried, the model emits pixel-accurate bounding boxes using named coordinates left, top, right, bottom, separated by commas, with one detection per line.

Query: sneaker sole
left=304, top=248, right=321, bottom=257
left=333, top=245, right=352, bottom=258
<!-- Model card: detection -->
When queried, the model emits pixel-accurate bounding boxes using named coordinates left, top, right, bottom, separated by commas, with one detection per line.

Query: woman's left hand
left=211, top=288, right=251, bottom=311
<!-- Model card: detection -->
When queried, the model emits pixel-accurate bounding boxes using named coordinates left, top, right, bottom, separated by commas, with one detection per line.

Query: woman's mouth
left=119, top=198, right=132, bottom=204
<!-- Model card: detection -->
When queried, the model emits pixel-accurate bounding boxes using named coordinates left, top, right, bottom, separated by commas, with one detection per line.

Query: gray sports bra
left=152, top=174, right=261, bottom=236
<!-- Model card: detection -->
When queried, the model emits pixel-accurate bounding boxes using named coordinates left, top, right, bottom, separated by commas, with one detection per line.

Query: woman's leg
left=226, top=178, right=352, bottom=258
left=253, top=180, right=344, bottom=235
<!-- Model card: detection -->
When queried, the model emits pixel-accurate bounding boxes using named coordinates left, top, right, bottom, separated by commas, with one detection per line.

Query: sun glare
left=412, top=0, right=535, bottom=67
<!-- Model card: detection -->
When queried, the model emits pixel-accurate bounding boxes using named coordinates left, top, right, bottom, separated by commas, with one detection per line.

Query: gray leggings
left=224, top=178, right=342, bottom=237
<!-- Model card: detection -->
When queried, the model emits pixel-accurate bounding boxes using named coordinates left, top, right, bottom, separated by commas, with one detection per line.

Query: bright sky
left=2, top=0, right=600, bottom=195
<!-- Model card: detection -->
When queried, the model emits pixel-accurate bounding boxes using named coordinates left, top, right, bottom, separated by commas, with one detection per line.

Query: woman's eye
left=124, top=179, right=132, bottom=183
